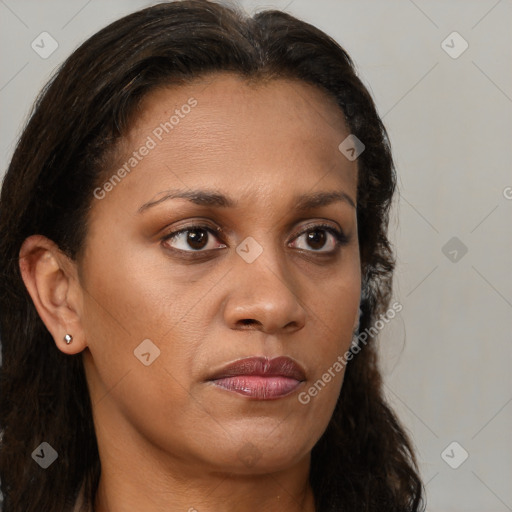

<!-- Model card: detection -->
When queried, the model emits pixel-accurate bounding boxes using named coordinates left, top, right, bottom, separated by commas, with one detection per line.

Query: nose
left=222, top=247, right=306, bottom=335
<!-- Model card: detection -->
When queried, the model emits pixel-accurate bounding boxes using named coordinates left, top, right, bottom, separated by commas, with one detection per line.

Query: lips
left=207, top=356, right=306, bottom=400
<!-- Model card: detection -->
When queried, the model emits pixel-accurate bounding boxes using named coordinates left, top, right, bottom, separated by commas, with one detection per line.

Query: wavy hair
left=0, top=1, right=424, bottom=510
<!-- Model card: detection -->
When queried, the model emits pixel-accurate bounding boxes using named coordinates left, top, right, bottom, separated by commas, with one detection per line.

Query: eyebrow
left=137, top=188, right=356, bottom=214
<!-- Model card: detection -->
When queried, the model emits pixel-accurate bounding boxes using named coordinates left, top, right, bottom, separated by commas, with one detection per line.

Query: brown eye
left=186, top=229, right=208, bottom=250
left=162, top=226, right=226, bottom=252
left=289, top=225, right=348, bottom=253
left=305, top=230, right=327, bottom=250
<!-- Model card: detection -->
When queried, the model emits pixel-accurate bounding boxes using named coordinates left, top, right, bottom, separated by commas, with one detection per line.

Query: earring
left=64, top=334, right=73, bottom=344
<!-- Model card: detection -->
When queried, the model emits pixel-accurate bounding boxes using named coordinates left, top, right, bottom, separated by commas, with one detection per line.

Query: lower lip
left=211, top=376, right=302, bottom=400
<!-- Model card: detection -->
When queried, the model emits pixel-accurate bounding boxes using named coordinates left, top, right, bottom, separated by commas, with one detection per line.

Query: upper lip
left=208, top=356, right=306, bottom=381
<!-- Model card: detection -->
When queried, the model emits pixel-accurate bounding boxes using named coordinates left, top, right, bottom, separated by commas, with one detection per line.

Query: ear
left=19, top=235, right=87, bottom=355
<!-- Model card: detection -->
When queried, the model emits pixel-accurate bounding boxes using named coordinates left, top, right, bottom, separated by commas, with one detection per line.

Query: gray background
left=1, top=1, right=511, bottom=511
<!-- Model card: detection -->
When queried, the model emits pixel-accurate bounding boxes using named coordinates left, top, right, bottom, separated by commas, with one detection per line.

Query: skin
left=19, top=72, right=361, bottom=512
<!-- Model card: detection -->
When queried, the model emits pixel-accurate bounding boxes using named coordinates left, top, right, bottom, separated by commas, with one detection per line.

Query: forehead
left=139, top=71, right=347, bottom=128
left=96, top=72, right=357, bottom=215
left=130, top=71, right=350, bottom=156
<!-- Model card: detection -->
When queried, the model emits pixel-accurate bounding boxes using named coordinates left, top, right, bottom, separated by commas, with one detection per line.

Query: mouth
left=207, top=356, right=306, bottom=400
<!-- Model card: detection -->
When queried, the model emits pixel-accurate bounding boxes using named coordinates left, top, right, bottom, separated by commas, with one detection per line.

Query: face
left=79, top=72, right=361, bottom=474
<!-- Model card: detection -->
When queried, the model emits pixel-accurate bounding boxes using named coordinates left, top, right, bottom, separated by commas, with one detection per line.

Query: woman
left=0, top=1, right=425, bottom=511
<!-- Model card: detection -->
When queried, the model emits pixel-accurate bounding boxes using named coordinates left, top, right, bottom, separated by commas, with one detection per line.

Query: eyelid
left=288, top=223, right=348, bottom=253
left=161, top=220, right=349, bottom=255
left=161, top=224, right=226, bottom=251
left=289, top=222, right=348, bottom=244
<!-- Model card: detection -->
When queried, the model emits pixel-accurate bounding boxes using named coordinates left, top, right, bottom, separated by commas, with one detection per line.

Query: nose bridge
left=223, top=233, right=306, bottom=334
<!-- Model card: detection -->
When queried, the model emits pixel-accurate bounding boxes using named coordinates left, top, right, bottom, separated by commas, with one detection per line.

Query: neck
left=93, top=457, right=316, bottom=512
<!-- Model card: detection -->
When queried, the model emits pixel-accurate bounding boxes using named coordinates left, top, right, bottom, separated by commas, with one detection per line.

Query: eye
left=289, top=224, right=348, bottom=253
left=162, top=225, right=226, bottom=252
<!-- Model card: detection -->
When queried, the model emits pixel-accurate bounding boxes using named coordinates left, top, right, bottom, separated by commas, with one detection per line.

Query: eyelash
left=161, top=222, right=349, bottom=256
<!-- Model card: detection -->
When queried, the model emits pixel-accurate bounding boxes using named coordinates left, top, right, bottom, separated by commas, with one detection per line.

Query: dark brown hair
left=0, top=1, right=424, bottom=510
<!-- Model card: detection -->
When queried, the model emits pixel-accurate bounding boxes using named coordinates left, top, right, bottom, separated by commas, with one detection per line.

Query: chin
left=207, top=436, right=312, bottom=475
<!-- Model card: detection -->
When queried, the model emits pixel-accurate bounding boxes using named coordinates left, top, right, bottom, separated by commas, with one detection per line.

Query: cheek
left=79, top=240, right=206, bottom=408
left=87, top=352, right=214, bottom=467
left=82, top=238, right=180, bottom=337
left=80, top=255, right=209, bottom=453
left=296, top=262, right=360, bottom=419
left=309, top=259, right=361, bottom=347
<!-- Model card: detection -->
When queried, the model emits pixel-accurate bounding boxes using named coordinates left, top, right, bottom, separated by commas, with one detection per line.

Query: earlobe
left=18, top=235, right=86, bottom=355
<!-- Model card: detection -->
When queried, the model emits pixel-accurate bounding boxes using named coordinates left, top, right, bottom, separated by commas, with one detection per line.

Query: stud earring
left=64, top=334, right=73, bottom=344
